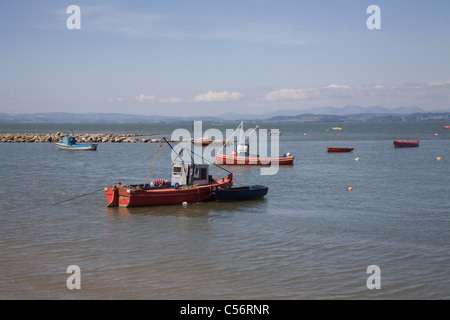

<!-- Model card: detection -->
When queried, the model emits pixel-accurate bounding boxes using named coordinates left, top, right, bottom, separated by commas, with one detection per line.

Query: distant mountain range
left=1, top=105, right=450, bottom=123
left=217, top=105, right=431, bottom=121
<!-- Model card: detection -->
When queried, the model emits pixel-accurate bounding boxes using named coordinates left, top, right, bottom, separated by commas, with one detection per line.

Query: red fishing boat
left=191, top=138, right=227, bottom=146
left=215, top=121, right=294, bottom=165
left=393, top=140, right=419, bottom=148
left=215, top=152, right=294, bottom=165
left=105, top=138, right=233, bottom=207
left=326, top=147, right=354, bottom=153
left=105, top=163, right=232, bottom=207
left=443, top=125, right=450, bottom=129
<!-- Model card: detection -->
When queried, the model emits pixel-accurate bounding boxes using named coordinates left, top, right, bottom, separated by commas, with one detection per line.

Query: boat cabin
left=62, top=136, right=76, bottom=145
left=171, top=163, right=209, bottom=187
left=236, top=142, right=249, bottom=157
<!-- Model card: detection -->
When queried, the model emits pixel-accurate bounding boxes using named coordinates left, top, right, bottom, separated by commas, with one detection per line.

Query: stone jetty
left=0, top=132, right=179, bottom=143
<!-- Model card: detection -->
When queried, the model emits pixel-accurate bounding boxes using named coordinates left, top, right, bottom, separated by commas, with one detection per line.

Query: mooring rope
left=51, top=187, right=105, bottom=205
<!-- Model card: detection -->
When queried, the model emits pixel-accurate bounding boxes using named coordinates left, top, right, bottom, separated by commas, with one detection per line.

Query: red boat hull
left=393, top=140, right=419, bottom=148
left=105, top=174, right=233, bottom=207
left=215, top=153, right=294, bottom=165
left=327, top=147, right=354, bottom=153
left=444, top=126, right=450, bottom=129
left=192, top=139, right=227, bottom=146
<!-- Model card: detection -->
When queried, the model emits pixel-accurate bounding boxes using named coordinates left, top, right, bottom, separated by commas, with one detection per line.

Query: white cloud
left=159, top=97, right=183, bottom=103
left=426, top=81, right=450, bottom=87
left=261, top=81, right=450, bottom=111
left=134, top=94, right=155, bottom=102
left=194, top=91, right=244, bottom=103
left=326, top=84, right=350, bottom=89
left=264, top=88, right=319, bottom=101
left=107, top=97, right=124, bottom=102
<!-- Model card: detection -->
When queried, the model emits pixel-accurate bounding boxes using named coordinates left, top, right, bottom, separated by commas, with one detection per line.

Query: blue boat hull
left=214, top=185, right=268, bottom=201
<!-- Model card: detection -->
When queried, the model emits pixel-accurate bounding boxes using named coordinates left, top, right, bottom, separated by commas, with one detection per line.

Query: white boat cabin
left=236, top=143, right=249, bottom=157
left=171, top=163, right=209, bottom=187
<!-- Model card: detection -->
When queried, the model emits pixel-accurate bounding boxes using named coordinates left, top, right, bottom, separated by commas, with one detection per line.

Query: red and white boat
left=105, top=138, right=233, bottom=207
left=215, top=121, right=294, bottom=165
left=393, top=140, right=419, bottom=148
left=191, top=137, right=227, bottom=146
left=105, top=162, right=232, bottom=207
left=326, top=147, right=354, bottom=153
left=215, top=152, right=294, bottom=165
left=443, top=125, right=450, bottom=129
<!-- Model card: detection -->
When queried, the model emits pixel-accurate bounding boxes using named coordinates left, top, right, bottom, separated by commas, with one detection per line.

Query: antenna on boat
left=164, top=137, right=242, bottom=185
left=162, top=137, right=185, bottom=165
left=244, top=125, right=258, bottom=142
left=163, top=136, right=237, bottom=178
left=181, top=147, right=233, bottom=175
left=217, top=121, right=244, bottom=154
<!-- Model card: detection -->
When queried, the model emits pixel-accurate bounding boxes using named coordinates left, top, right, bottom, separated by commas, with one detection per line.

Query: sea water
left=0, top=121, right=449, bottom=299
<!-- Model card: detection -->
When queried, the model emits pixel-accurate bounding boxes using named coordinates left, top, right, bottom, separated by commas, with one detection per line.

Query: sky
left=0, top=0, right=449, bottom=117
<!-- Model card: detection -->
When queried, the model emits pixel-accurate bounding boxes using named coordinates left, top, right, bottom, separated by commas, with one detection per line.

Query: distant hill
left=1, top=105, right=449, bottom=123
left=251, top=105, right=428, bottom=120
left=0, top=112, right=218, bottom=123
left=265, top=112, right=450, bottom=123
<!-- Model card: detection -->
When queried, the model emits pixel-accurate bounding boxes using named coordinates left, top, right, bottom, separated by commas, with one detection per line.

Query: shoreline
left=0, top=133, right=178, bottom=143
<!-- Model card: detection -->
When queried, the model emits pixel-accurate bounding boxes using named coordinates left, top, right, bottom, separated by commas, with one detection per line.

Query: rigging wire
left=180, top=146, right=245, bottom=187
left=143, top=142, right=163, bottom=187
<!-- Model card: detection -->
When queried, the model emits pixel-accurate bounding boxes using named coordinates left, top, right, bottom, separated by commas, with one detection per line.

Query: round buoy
left=182, top=202, right=188, bottom=207
left=347, top=186, right=353, bottom=191
left=436, top=156, right=442, bottom=161
left=435, top=133, right=438, bottom=136
left=355, top=157, right=360, bottom=162
left=304, top=133, right=307, bottom=136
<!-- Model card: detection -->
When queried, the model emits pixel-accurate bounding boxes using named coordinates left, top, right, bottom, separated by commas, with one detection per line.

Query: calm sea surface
left=1, top=121, right=449, bottom=299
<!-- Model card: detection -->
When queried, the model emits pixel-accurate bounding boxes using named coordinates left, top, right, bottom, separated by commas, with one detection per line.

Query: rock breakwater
left=0, top=133, right=177, bottom=143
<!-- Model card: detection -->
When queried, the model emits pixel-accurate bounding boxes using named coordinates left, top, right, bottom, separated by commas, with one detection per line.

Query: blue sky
left=1, top=0, right=449, bottom=116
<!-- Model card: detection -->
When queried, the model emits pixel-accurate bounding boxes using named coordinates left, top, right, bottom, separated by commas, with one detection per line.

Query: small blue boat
left=55, top=136, right=98, bottom=151
left=214, top=185, right=268, bottom=201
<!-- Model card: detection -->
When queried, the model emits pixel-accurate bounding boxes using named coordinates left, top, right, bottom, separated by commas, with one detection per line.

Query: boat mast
left=217, top=121, right=244, bottom=154
left=162, top=137, right=185, bottom=166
